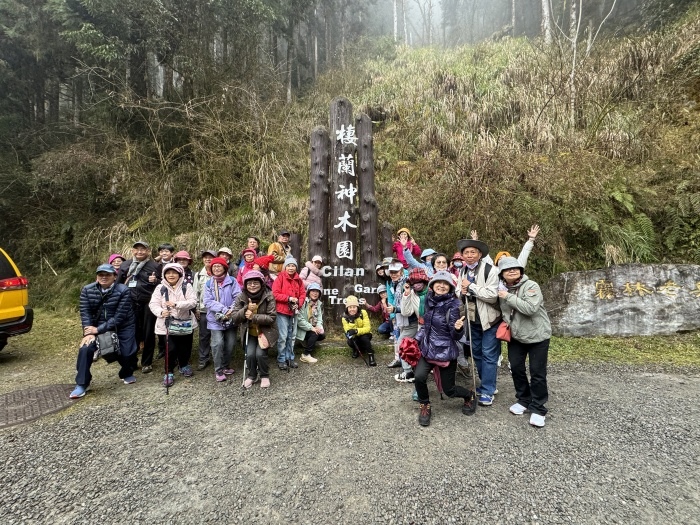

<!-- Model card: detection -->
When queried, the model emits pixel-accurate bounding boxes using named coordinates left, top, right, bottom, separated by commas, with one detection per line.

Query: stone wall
left=542, top=264, right=700, bottom=337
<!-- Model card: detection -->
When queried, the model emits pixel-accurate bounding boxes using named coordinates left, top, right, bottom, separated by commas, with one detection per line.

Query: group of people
left=73, top=225, right=552, bottom=429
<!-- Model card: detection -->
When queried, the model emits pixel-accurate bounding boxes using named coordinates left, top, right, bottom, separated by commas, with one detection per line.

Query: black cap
left=133, top=240, right=150, bottom=249
left=279, top=229, right=291, bottom=236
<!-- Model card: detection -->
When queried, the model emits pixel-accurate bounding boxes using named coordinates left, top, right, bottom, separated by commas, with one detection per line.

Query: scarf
left=307, top=299, right=319, bottom=327
left=213, top=274, right=227, bottom=284
left=126, top=259, right=147, bottom=283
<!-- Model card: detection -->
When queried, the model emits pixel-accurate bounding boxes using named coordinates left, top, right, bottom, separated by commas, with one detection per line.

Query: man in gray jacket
left=457, top=239, right=500, bottom=406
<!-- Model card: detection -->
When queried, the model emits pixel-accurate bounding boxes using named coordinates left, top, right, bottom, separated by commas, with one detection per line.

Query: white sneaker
left=509, top=403, right=528, bottom=415
left=497, top=354, right=503, bottom=367
left=300, top=354, right=318, bottom=364
left=530, top=413, right=545, bottom=427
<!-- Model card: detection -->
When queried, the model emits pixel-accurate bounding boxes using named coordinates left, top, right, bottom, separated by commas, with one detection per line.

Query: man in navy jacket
left=70, top=264, right=137, bottom=399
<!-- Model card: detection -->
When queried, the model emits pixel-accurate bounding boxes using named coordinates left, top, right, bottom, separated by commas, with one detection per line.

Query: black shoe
left=288, top=360, right=298, bottom=369
left=418, top=403, right=431, bottom=426
left=197, top=361, right=209, bottom=371
left=368, top=354, right=377, bottom=367
left=278, top=362, right=288, bottom=370
left=352, top=349, right=359, bottom=359
left=156, top=351, right=165, bottom=360
left=462, top=391, right=476, bottom=415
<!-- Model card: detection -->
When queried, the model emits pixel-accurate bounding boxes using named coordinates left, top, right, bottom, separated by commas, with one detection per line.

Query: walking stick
left=348, top=335, right=370, bottom=367
left=464, top=308, right=477, bottom=414
left=240, top=322, right=249, bottom=396
left=164, top=317, right=171, bottom=396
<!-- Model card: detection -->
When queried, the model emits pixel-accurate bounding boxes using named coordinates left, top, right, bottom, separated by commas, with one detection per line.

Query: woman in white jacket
left=149, top=263, right=197, bottom=387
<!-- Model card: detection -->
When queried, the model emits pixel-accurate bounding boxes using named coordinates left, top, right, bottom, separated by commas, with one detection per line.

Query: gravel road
left=1, top=353, right=698, bottom=524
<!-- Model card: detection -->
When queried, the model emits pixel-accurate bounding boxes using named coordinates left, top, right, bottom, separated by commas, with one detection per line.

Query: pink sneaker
left=215, top=371, right=227, bottom=382
left=260, top=377, right=270, bottom=388
left=243, top=378, right=254, bottom=389
left=223, top=368, right=235, bottom=375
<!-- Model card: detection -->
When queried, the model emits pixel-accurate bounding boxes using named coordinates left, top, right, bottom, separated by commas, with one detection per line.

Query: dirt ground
left=1, top=328, right=699, bottom=524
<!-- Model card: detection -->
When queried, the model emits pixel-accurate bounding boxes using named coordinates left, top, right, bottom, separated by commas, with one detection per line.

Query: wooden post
left=329, top=97, right=356, bottom=319
left=382, top=222, right=394, bottom=259
left=308, top=126, right=330, bottom=262
left=356, top=113, right=378, bottom=276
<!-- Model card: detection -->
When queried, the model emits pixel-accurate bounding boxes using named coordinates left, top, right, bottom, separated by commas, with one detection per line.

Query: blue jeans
left=210, top=326, right=236, bottom=373
left=378, top=321, right=393, bottom=335
left=470, top=321, right=500, bottom=396
left=276, top=313, right=296, bottom=363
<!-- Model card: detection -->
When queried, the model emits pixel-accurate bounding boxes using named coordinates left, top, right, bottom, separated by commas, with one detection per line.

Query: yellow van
left=0, top=248, right=33, bottom=351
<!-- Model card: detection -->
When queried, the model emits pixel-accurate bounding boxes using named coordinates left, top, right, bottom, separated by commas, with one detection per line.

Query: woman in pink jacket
left=149, top=263, right=197, bottom=387
left=392, top=228, right=422, bottom=269
left=299, top=255, right=324, bottom=289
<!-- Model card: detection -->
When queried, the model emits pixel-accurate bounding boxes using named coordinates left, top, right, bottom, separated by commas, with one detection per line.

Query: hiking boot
left=530, top=413, right=546, bottom=427
left=387, top=358, right=401, bottom=368
left=156, top=350, right=165, bottom=360
left=260, top=377, right=270, bottom=388
left=300, top=354, right=318, bottom=364
left=69, top=385, right=87, bottom=399
left=223, top=368, right=235, bottom=375
left=418, top=403, right=431, bottom=426
left=394, top=371, right=415, bottom=383
left=179, top=365, right=194, bottom=377
left=141, top=365, right=153, bottom=374
left=510, top=403, right=528, bottom=415
left=351, top=348, right=359, bottom=359
left=462, top=391, right=476, bottom=415
left=457, top=355, right=470, bottom=369
left=478, top=393, right=494, bottom=406
left=215, top=371, right=227, bottom=382
left=122, top=376, right=137, bottom=385
left=288, top=360, right=298, bottom=369
left=162, top=373, right=174, bottom=387
left=197, top=361, right=209, bottom=371
left=278, top=362, right=288, bottom=371
left=368, top=353, right=377, bottom=366
left=243, top=378, right=254, bottom=389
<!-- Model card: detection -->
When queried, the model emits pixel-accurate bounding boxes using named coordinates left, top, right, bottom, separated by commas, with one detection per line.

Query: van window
left=0, top=251, right=19, bottom=280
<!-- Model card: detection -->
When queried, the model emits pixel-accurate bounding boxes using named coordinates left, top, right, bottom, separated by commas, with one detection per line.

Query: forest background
left=1, top=0, right=699, bottom=309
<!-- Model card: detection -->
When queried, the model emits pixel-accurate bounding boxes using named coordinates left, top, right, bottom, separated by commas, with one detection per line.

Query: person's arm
left=251, top=294, right=276, bottom=326
left=366, top=301, right=381, bottom=314
left=204, top=281, right=225, bottom=314
left=517, top=224, right=540, bottom=268
left=503, top=281, right=543, bottom=316
left=230, top=296, right=248, bottom=324
left=149, top=285, right=165, bottom=318
left=271, top=276, right=287, bottom=303
left=295, top=302, right=313, bottom=331
left=410, top=241, right=422, bottom=257
left=79, top=286, right=93, bottom=329
left=342, top=316, right=353, bottom=334
left=393, top=241, right=409, bottom=268
left=400, top=288, right=419, bottom=316
left=402, top=247, right=424, bottom=270
left=268, top=243, right=286, bottom=264
left=449, top=300, right=465, bottom=340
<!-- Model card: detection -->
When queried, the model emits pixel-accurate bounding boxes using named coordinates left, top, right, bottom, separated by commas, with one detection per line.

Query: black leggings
left=414, top=357, right=472, bottom=403
left=346, top=333, right=373, bottom=356
left=162, top=332, right=194, bottom=373
left=303, top=330, right=326, bottom=354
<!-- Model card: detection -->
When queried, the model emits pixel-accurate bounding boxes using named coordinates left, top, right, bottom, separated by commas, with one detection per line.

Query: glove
left=346, top=329, right=358, bottom=338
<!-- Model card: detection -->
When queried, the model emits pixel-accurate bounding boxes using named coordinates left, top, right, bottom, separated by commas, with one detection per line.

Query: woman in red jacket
left=271, top=256, right=305, bottom=370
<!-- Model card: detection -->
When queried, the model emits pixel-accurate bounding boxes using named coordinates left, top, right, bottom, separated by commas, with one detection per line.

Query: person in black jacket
left=70, top=264, right=138, bottom=398
left=117, top=240, right=160, bottom=373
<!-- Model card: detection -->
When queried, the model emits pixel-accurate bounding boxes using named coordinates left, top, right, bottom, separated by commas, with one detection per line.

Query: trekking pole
left=240, top=322, right=249, bottom=396
left=464, top=309, right=477, bottom=413
left=349, top=335, right=370, bottom=367
left=164, top=316, right=171, bottom=396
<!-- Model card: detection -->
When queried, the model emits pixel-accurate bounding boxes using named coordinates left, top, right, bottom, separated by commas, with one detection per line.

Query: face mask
left=453, top=262, right=463, bottom=268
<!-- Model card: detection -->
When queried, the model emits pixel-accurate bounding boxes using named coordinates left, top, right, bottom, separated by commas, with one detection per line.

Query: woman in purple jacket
left=414, top=271, right=476, bottom=427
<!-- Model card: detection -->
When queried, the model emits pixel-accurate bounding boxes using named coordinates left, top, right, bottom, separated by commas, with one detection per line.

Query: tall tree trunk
left=47, top=77, right=59, bottom=123
left=325, top=6, right=331, bottom=65
left=314, top=7, right=319, bottom=78
left=34, top=67, right=45, bottom=125
left=222, top=28, right=229, bottom=64
left=512, top=0, right=516, bottom=36
left=340, top=5, right=346, bottom=69
left=541, top=0, right=552, bottom=44
left=394, top=0, right=398, bottom=42
left=286, top=23, right=295, bottom=103
left=72, top=76, right=82, bottom=126
left=569, top=0, right=581, bottom=128
left=403, top=0, right=408, bottom=45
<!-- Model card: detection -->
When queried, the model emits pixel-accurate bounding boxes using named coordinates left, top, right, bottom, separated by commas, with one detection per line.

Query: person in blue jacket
left=70, top=264, right=138, bottom=399
left=414, top=271, right=476, bottom=426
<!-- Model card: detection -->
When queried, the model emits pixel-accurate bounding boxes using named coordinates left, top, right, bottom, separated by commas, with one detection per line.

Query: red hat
left=210, top=257, right=229, bottom=270
left=451, top=252, right=464, bottom=261
left=174, top=250, right=192, bottom=262
left=253, top=254, right=275, bottom=270
left=408, top=267, right=429, bottom=284
left=241, top=248, right=257, bottom=258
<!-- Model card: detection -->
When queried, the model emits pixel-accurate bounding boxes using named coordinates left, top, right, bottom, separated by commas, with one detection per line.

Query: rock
left=543, top=263, right=700, bottom=336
